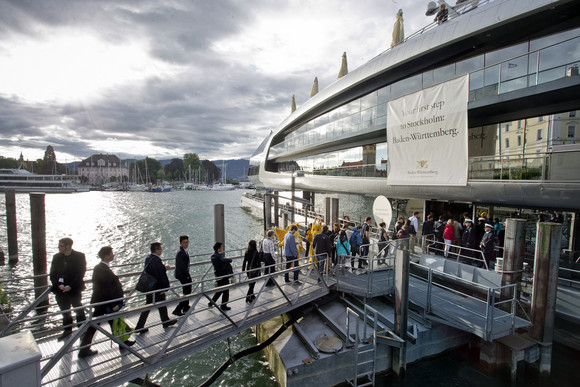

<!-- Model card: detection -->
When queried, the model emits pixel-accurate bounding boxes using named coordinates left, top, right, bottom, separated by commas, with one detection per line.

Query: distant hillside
left=212, top=159, right=250, bottom=181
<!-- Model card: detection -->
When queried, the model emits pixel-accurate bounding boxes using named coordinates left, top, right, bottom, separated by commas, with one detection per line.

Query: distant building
left=78, top=154, right=129, bottom=185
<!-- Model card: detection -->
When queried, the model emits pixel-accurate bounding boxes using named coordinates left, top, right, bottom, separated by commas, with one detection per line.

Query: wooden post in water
left=263, top=194, right=272, bottom=231
left=331, top=198, right=339, bottom=225
left=393, top=247, right=409, bottom=375
left=214, top=204, right=225, bottom=250
left=530, top=221, right=561, bottom=375
left=30, top=193, right=49, bottom=311
left=324, top=197, right=331, bottom=225
left=273, top=191, right=279, bottom=228
left=5, top=189, right=18, bottom=263
left=501, top=218, right=526, bottom=302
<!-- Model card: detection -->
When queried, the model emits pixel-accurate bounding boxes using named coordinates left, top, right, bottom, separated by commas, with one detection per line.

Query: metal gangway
left=0, top=249, right=331, bottom=386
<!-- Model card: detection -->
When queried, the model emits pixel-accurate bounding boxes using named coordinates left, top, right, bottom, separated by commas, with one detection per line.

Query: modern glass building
left=249, top=0, right=580, bottom=248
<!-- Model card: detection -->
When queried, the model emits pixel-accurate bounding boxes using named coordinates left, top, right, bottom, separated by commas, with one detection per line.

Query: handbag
left=135, top=259, right=157, bottom=292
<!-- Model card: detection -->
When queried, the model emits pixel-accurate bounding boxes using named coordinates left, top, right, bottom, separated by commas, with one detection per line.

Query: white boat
left=150, top=181, right=172, bottom=192
left=211, top=183, right=235, bottom=191
left=0, top=168, right=89, bottom=193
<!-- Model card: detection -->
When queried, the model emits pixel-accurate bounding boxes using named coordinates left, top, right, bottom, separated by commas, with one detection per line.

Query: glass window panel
left=500, top=76, right=528, bottom=94
left=484, top=65, right=499, bottom=86
left=377, top=86, right=391, bottom=104
left=485, top=42, right=528, bottom=66
left=530, top=27, right=580, bottom=52
left=433, top=63, right=455, bottom=84
left=361, top=107, right=376, bottom=127
left=376, top=102, right=387, bottom=118
left=391, top=74, right=422, bottom=99
left=423, top=70, right=434, bottom=88
left=456, top=55, right=484, bottom=75
left=329, top=108, right=339, bottom=122
left=538, top=66, right=566, bottom=84
left=360, top=92, right=377, bottom=110
left=501, top=55, right=528, bottom=81
left=538, top=37, right=580, bottom=72
left=376, top=115, right=387, bottom=128
left=528, top=52, right=538, bottom=74
left=469, top=69, right=484, bottom=91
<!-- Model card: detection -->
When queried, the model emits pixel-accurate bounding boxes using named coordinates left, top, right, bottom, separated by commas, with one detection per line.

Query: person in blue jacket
left=335, top=230, right=351, bottom=274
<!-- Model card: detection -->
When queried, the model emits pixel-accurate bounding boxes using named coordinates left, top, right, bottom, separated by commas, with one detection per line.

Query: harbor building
left=78, top=154, right=129, bottom=186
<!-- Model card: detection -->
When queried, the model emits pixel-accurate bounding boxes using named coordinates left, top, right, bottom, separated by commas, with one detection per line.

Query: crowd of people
left=48, top=209, right=565, bottom=358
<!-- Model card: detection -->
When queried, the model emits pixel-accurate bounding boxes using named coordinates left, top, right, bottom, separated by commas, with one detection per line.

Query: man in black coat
left=422, top=215, right=435, bottom=253
left=135, top=242, right=177, bottom=333
left=79, top=246, right=135, bottom=358
left=49, top=237, right=87, bottom=341
left=172, top=235, right=192, bottom=316
left=433, top=216, right=446, bottom=255
left=209, top=242, right=233, bottom=311
left=461, top=219, right=477, bottom=262
left=480, top=224, right=496, bottom=268
left=313, top=225, right=333, bottom=275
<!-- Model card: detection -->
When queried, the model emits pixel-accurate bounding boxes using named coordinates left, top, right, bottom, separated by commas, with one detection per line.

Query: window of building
left=537, top=129, right=543, bottom=140
left=538, top=116, right=544, bottom=122
left=504, top=123, right=509, bottom=132
left=570, top=111, right=577, bottom=118
left=505, top=138, right=510, bottom=148
left=568, top=125, right=576, bottom=138
left=517, top=120, right=522, bottom=129
left=517, top=135, right=522, bottom=146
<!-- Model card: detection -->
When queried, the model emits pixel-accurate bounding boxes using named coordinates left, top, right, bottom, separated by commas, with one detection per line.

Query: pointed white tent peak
left=310, top=77, right=319, bottom=97
left=338, top=52, right=348, bottom=79
left=291, top=95, right=296, bottom=113
left=391, top=9, right=405, bottom=47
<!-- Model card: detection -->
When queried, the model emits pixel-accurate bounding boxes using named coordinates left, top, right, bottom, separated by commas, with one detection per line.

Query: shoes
left=172, top=309, right=185, bottom=316
left=136, top=327, right=149, bottom=334
left=78, top=349, right=98, bottom=358
left=285, top=280, right=292, bottom=283
left=120, top=340, right=136, bottom=348
left=220, top=305, right=231, bottom=311
left=208, top=302, right=214, bottom=308
left=57, top=330, right=72, bottom=341
left=162, top=319, right=177, bottom=328
left=265, top=281, right=275, bottom=287
left=294, top=280, right=303, bottom=285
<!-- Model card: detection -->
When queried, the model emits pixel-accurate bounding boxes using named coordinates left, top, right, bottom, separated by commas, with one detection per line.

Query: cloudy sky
left=0, top=0, right=431, bottom=163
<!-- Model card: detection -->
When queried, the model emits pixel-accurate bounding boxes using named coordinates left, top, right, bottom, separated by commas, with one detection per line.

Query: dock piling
left=530, top=221, right=561, bottom=374
left=393, top=247, right=409, bottom=375
left=214, top=204, right=225, bottom=249
left=264, top=194, right=272, bottom=231
left=5, top=189, right=18, bottom=263
left=501, top=218, right=526, bottom=302
left=324, top=197, right=331, bottom=224
left=331, top=198, right=339, bottom=225
left=30, top=193, right=49, bottom=311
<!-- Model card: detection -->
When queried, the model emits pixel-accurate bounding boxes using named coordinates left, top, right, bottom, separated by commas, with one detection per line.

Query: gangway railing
left=409, top=261, right=526, bottom=341
left=1, top=255, right=331, bottom=386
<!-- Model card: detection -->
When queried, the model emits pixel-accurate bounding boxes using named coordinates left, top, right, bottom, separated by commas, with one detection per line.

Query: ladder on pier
left=345, top=306, right=378, bottom=387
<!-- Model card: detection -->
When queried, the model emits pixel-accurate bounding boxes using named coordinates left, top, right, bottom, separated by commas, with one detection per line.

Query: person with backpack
left=79, top=246, right=135, bottom=358
left=349, top=225, right=363, bottom=271
left=242, top=240, right=262, bottom=303
left=433, top=215, right=446, bottom=255
left=335, top=230, right=351, bottom=275
left=377, top=222, right=389, bottom=264
left=262, top=230, right=278, bottom=287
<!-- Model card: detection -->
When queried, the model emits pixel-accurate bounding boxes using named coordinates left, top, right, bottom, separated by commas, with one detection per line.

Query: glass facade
left=266, top=28, right=580, bottom=182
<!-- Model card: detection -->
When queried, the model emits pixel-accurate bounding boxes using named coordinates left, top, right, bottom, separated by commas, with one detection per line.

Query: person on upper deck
left=313, top=225, right=333, bottom=276
left=349, top=225, right=363, bottom=271
left=443, top=219, right=455, bottom=258
left=209, top=242, right=233, bottom=311
left=435, top=3, right=449, bottom=24
left=284, top=225, right=301, bottom=284
left=242, top=240, right=262, bottom=304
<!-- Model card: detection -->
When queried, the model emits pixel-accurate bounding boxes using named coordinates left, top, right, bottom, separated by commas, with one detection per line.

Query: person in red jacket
left=443, top=219, right=455, bottom=258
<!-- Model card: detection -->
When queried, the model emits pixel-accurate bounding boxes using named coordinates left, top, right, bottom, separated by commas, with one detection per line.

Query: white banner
left=386, top=75, right=469, bottom=186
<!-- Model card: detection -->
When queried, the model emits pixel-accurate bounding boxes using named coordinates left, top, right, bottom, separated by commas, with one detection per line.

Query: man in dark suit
left=209, top=242, right=233, bottom=311
left=135, top=242, right=177, bottom=333
left=313, top=225, right=333, bottom=275
left=49, top=237, right=87, bottom=341
left=461, top=219, right=477, bottom=262
left=172, top=235, right=192, bottom=316
left=480, top=224, right=496, bottom=268
left=78, top=246, right=135, bottom=358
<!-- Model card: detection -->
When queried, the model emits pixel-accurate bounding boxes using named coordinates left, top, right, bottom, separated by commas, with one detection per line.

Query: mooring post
left=214, top=204, right=225, bottom=250
left=324, top=197, right=331, bottom=225
left=393, top=247, right=409, bottom=375
left=264, top=194, right=272, bottom=231
left=30, top=193, right=49, bottom=311
left=282, top=213, right=288, bottom=229
left=5, top=189, right=18, bottom=263
left=273, top=190, right=279, bottom=228
left=530, top=221, right=561, bottom=375
left=501, top=218, right=527, bottom=303
left=331, top=198, right=339, bottom=225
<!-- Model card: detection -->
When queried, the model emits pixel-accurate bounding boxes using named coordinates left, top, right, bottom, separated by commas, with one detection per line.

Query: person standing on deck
left=409, top=212, right=419, bottom=252
left=284, top=225, right=301, bottom=284
left=360, top=217, right=372, bottom=261
left=461, top=219, right=476, bottom=262
left=443, top=219, right=455, bottom=258
left=349, top=225, right=363, bottom=271
left=49, top=237, right=87, bottom=341
left=79, top=246, right=135, bottom=358
left=135, top=242, right=177, bottom=333
left=422, top=215, right=435, bottom=253
left=242, top=240, right=262, bottom=303
left=172, top=235, right=192, bottom=317
left=262, top=230, right=278, bottom=286
left=480, top=224, right=496, bottom=268
left=313, top=225, right=333, bottom=276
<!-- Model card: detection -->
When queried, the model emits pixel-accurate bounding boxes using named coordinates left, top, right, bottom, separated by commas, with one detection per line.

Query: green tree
left=0, top=156, right=18, bottom=169
left=34, top=146, right=67, bottom=174
left=164, top=158, right=184, bottom=180
left=184, top=153, right=205, bottom=182
left=133, top=157, right=162, bottom=183
left=157, top=169, right=165, bottom=180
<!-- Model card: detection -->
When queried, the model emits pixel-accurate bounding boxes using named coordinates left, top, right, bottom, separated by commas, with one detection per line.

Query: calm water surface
left=0, top=189, right=275, bottom=386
